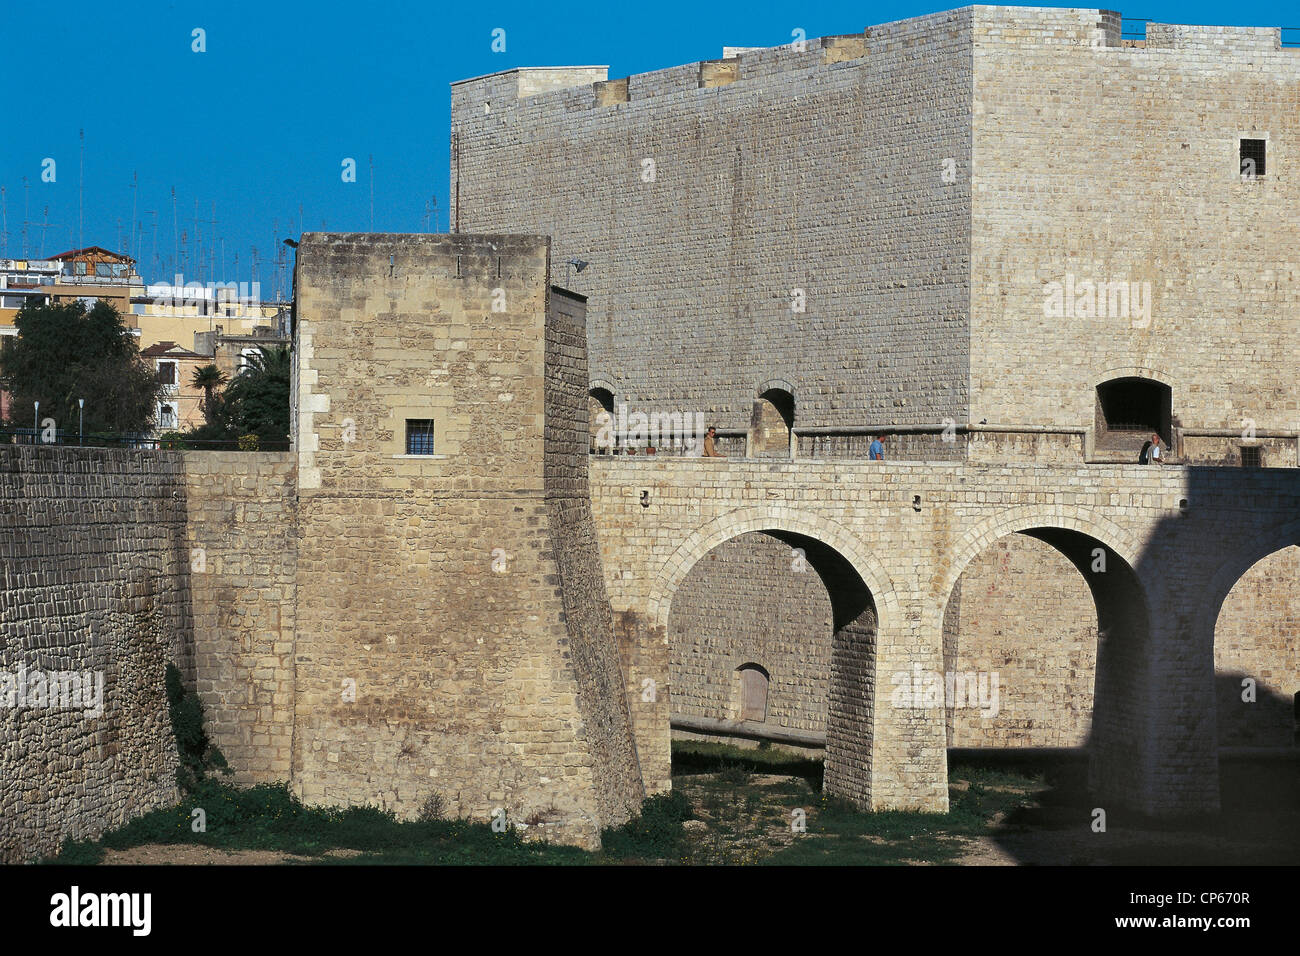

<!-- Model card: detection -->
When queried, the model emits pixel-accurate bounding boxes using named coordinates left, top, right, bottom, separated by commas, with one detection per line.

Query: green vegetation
left=48, top=780, right=589, bottom=866
left=165, top=663, right=230, bottom=792
left=189, top=364, right=228, bottom=425
left=46, top=740, right=1047, bottom=866
left=181, top=345, right=290, bottom=448
left=0, top=299, right=163, bottom=435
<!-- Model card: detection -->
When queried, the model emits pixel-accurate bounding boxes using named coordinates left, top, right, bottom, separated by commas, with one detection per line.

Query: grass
left=40, top=741, right=1049, bottom=866
left=46, top=778, right=589, bottom=866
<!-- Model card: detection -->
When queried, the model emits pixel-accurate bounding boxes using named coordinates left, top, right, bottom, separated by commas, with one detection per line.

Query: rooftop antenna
left=0, top=186, right=7, bottom=257
left=78, top=128, right=84, bottom=252
left=204, top=201, right=219, bottom=283
left=21, top=176, right=29, bottom=257
left=170, top=187, right=179, bottom=280
left=368, top=155, right=375, bottom=231
left=128, top=171, right=138, bottom=260
left=39, top=207, right=57, bottom=257
left=193, top=198, right=201, bottom=284
left=145, top=209, right=159, bottom=281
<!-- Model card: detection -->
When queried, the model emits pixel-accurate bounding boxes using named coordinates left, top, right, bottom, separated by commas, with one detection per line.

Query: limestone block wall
left=452, top=7, right=973, bottom=433
left=668, top=532, right=834, bottom=734
left=0, top=447, right=189, bottom=863
left=542, top=287, right=646, bottom=826
left=182, top=451, right=297, bottom=784
left=945, top=535, right=1097, bottom=747
left=970, top=7, right=1300, bottom=439
left=291, top=233, right=641, bottom=848
left=1214, top=545, right=1300, bottom=746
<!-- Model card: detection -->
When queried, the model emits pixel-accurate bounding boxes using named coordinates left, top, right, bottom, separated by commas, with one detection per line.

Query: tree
left=190, top=364, right=228, bottom=425
left=0, top=299, right=163, bottom=435
left=222, top=345, right=291, bottom=445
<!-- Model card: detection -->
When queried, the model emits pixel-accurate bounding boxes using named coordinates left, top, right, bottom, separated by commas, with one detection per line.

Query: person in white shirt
left=1148, top=433, right=1163, bottom=465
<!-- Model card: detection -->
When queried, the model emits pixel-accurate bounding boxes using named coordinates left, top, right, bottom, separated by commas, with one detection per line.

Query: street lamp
left=565, top=258, right=589, bottom=288
left=33, top=400, right=38, bottom=446
left=78, top=399, right=84, bottom=446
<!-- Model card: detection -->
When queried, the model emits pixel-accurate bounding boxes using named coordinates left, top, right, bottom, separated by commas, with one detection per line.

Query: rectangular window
left=1240, top=138, right=1266, bottom=179
left=157, top=361, right=177, bottom=385
left=405, top=419, right=436, bottom=455
left=1241, top=446, right=1262, bottom=468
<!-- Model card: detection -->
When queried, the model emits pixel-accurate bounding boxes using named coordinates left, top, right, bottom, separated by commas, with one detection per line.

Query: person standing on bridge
left=702, top=426, right=725, bottom=458
left=869, top=434, right=885, bottom=461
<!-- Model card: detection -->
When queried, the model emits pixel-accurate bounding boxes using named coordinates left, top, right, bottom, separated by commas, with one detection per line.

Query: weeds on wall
left=165, top=663, right=230, bottom=792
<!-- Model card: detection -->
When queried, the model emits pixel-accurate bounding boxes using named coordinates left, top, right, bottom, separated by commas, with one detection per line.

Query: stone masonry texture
left=291, top=233, right=643, bottom=849
left=0, top=448, right=189, bottom=863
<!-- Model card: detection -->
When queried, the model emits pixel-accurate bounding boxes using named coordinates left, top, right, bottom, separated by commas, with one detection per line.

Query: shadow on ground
left=961, top=747, right=1300, bottom=865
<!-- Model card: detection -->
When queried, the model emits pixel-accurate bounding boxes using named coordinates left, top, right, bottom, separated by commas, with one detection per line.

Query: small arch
left=588, top=385, right=615, bottom=454
left=751, top=384, right=795, bottom=458
left=1095, top=375, right=1172, bottom=447
left=754, top=377, right=796, bottom=400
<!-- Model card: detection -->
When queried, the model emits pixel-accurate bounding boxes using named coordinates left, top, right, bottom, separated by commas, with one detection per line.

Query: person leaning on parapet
left=702, top=426, right=725, bottom=458
left=868, top=433, right=885, bottom=461
left=1148, top=432, right=1164, bottom=465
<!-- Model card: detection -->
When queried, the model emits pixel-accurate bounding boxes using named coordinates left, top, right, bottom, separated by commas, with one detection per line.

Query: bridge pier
left=826, top=599, right=949, bottom=812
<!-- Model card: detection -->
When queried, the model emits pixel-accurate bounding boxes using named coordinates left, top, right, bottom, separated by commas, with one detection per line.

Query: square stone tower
left=291, top=233, right=643, bottom=848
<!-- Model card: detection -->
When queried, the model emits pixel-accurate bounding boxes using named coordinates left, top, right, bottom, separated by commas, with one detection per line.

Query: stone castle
left=2, top=6, right=1298, bottom=860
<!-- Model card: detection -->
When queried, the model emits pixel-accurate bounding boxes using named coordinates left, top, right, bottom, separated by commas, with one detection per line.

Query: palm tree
left=190, top=364, right=228, bottom=425
left=223, top=345, right=291, bottom=446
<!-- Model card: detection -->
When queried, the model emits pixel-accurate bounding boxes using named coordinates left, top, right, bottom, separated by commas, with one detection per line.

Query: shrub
left=165, top=663, right=230, bottom=792
left=417, top=793, right=447, bottom=822
left=600, top=790, right=694, bottom=859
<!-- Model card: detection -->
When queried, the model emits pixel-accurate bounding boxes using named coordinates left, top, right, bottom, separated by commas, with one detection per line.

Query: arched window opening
left=751, top=387, right=794, bottom=458
left=1095, top=377, right=1172, bottom=449
left=588, top=386, right=614, bottom=454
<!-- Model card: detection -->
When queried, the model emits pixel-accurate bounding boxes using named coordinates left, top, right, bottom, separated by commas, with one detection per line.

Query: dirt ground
left=101, top=845, right=364, bottom=865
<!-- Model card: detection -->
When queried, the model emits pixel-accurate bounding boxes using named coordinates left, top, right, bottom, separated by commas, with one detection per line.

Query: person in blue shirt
left=869, top=434, right=884, bottom=460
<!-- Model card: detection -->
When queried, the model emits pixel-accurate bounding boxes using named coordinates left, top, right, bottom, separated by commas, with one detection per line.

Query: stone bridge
left=589, top=457, right=1300, bottom=817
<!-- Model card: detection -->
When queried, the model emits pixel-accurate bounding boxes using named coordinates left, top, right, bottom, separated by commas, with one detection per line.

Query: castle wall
left=970, top=8, right=1300, bottom=444
left=452, top=8, right=974, bottom=433
left=668, top=532, right=834, bottom=734
left=946, top=534, right=1097, bottom=747
left=182, top=451, right=298, bottom=785
left=0, top=448, right=189, bottom=863
left=291, top=233, right=641, bottom=848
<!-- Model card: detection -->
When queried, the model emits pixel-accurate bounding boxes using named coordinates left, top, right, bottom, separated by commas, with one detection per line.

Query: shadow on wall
left=973, top=465, right=1300, bottom=864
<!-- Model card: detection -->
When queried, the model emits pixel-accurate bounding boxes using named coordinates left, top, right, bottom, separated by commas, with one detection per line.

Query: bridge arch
left=937, top=505, right=1144, bottom=622
left=1196, top=518, right=1300, bottom=637
left=647, top=506, right=898, bottom=631
left=1197, top=518, right=1300, bottom=749
left=937, top=504, right=1153, bottom=804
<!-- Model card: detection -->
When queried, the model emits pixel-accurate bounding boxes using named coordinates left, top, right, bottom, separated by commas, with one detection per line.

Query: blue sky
left=2, top=0, right=1295, bottom=296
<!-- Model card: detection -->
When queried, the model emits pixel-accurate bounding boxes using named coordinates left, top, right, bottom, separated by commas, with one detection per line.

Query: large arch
left=1197, top=519, right=1300, bottom=750
left=938, top=505, right=1153, bottom=806
left=648, top=506, right=897, bottom=631
left=649, top=505, right=899, bottom=807
left=936, top=505, right=1145, bottom=625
